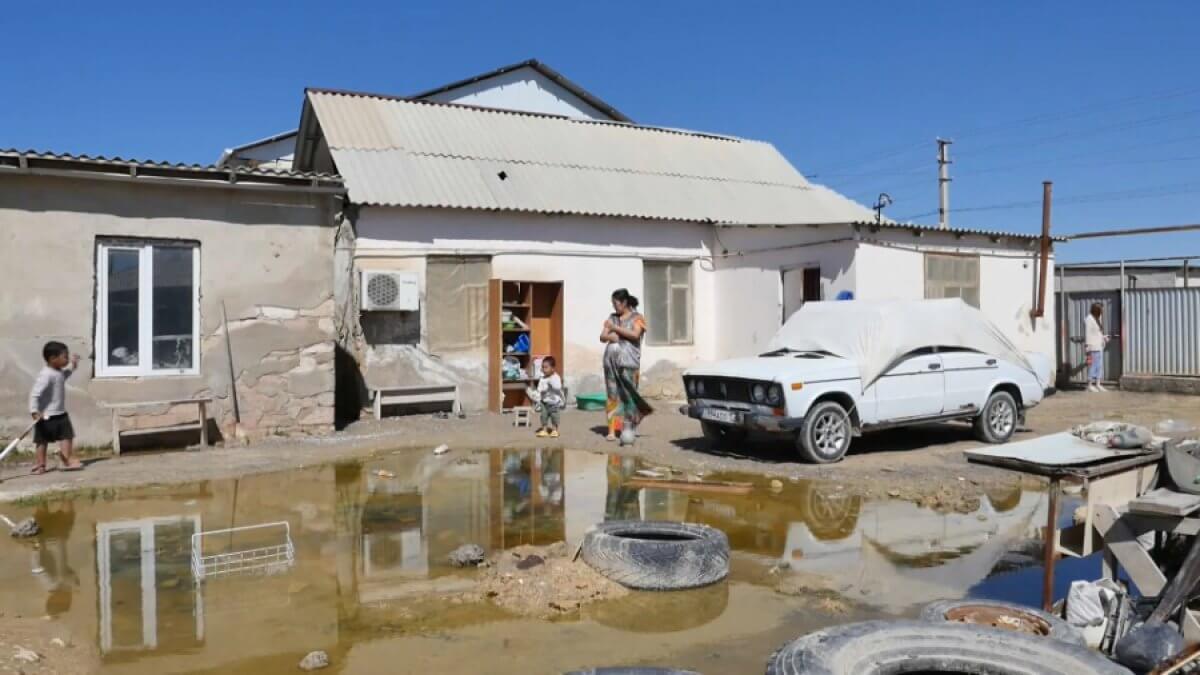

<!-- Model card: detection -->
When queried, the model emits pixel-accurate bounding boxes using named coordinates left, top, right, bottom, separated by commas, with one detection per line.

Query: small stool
left=512, top=406, right=534, bottom=428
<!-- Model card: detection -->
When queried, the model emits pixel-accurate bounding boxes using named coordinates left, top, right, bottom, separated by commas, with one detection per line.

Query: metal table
left=967, top=449, right=1162, bottom=610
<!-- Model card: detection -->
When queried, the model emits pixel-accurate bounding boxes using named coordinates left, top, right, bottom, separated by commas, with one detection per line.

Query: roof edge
left=0, top=149, right=343, bottom=192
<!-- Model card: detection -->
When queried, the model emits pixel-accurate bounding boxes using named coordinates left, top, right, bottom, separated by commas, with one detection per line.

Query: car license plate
left=701, top=409, right=741, bottom=425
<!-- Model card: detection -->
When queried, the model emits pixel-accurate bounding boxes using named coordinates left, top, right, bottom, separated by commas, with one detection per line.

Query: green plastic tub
left=576, top=393, right=607, bottom=411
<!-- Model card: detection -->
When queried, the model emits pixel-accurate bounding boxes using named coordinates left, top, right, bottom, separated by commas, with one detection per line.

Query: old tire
left=974, top=390, right=1018, bottom=444
left=797, top=401, right=852, bottom=464
left=766, top=620, right=1132, bottom=675
left=919, top=599, right=1085, bottom=646
left=580, top=521, right=729, bottom=590
left=701, top=421, right=748, bottom=449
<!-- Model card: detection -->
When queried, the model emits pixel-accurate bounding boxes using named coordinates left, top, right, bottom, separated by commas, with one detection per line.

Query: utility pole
left=937, top=138, right=953, bottom=229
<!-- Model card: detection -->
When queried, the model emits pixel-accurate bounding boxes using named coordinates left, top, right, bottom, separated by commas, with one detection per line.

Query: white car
left=681, top=300, right=1053, bottom=463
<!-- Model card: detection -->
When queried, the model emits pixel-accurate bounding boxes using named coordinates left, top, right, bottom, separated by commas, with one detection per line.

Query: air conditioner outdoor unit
left=361, top=271, right=419, bottom=311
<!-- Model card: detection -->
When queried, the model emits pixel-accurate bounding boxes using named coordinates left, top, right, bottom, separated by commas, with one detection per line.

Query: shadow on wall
left=335, top=345, right=367, bottom=429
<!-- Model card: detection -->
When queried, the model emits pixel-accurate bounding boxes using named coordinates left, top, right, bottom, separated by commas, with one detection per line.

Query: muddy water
left=0, top=448, right=1057, bottom=674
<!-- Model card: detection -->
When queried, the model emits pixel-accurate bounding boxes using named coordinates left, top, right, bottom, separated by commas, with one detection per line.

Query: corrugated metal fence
left=1058, top=291, right=1122, bottom=384
left=1125, top=288, right=1200, bottom=376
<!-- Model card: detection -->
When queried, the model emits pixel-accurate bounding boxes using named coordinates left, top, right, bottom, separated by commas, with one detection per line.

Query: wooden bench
left=372, top=384, right=461, bottom=420
left=102, top=397, right=212, bottom=455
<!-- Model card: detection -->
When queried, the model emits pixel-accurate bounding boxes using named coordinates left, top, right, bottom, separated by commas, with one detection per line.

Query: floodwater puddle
left=0, top=448, right=1062, bottom=674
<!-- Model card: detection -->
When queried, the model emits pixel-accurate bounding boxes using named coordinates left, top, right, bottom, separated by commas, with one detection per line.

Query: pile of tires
left=580, top=521, right=729, bottom=590
left=766, top=620, right=1132, bottom=675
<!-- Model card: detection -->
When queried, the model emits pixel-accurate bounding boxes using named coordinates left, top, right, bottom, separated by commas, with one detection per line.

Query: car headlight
left=685, top=379, right=695, bottom=396
left=766, top=384, right=783, bottom=407
left=751, top=383, right=767, bottom=403
left=695, top=379, right=706, bottom=396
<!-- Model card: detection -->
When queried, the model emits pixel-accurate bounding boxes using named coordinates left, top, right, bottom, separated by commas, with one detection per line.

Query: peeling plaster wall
left=0, top=174, right=338, bottom=446
left=349, top=207, right=716, bottom=408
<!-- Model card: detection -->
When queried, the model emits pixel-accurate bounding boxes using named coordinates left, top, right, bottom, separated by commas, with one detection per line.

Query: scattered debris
left=50, top=638, right=66, bottom=648
left=13, top=646, right=41, bottom=663
left=769, top=479, right=784, bottom=492
left=888, top=490, right=901, bottom=497
left=9, top=517, right=39, bottom=538
left=448, top=544, right=486, bottom=568
left=635, top=468, right=666, bottom=479
left=374, top=469, right=396, bottom=478
left=475, top=543, right=628, bottom=618
left=433, top=444, right=450, bottom=455
left=298, top=650, right=330, bottom=671
left=515, top=554, right=544, bottom=570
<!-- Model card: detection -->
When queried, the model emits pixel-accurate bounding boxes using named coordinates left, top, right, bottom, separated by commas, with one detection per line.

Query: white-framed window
left=96, top=240, right=200, bottom=377
left=924, top=253, right=980, bottom=308
left=644, top=261, right=693, bottom=345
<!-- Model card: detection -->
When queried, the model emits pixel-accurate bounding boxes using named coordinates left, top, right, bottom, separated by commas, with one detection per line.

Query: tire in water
left=766, top=620, right=1132, bottom=675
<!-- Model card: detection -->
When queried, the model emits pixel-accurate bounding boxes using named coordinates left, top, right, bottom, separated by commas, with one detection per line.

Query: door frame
left=780, top=263, right=822, bottom=325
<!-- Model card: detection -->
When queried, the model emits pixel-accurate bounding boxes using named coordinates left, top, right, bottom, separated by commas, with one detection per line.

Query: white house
left=271, top=62, right=1057, bottom=411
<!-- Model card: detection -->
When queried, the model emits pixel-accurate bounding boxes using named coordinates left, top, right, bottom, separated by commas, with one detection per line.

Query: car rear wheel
left=797, top=401, right=852, bottom=464
left=974, top=390, right=1018, bottom=443
left=701, top=421, right=748, bottom=449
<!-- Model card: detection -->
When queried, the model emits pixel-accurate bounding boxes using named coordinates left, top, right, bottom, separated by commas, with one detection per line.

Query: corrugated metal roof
left=305, top=90, right=877, bottom=224
left=0, top=148, right=340, bottom=184
left=852, top=221, right=1066, bottom=242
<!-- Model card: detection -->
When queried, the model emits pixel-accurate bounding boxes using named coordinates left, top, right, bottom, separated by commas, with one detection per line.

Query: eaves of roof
left=0, top=149, right=343, bottom=192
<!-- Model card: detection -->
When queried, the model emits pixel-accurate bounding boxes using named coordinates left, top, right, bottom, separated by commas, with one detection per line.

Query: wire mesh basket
left=190, top=521, right=295, bottom=582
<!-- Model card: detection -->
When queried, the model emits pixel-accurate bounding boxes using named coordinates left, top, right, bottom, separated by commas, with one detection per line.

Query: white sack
left=767, top=298, right=1036, bottom=389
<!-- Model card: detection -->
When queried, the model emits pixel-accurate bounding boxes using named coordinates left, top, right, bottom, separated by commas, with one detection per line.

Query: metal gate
left=1058, top=291, right=1122, bottom=385
left=1125, top=288, right=1200, bottom=376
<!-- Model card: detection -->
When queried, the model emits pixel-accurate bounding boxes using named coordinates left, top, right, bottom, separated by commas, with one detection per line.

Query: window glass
left=670, top=286, right=690, bottom=343
left=925, top=254, right=980, bottom=308
left=644, top=263, right=669, bottom=344
left=152, top=246, right=195, bottom=370
left=106, top=249, right=140, bottom=367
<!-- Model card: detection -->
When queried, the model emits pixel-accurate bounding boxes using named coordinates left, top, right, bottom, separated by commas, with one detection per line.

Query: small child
left=534, top=356, right=564, bottom=439
left=29, top=341, right=84, bottom=474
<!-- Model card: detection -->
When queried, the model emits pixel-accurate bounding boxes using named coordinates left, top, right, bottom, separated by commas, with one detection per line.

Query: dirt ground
left=469, top=542, right=629, bottom=618
left=0, top=616, right=99, bottom=674
left=1, top=390, right=1196, bottom=508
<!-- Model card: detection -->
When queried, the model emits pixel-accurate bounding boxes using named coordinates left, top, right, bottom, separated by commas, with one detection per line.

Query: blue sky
left=4, top=2, right=1198, bottom=262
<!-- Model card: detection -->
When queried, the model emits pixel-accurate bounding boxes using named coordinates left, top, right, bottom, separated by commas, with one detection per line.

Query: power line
left=893, top=181, right=1200, bottom=222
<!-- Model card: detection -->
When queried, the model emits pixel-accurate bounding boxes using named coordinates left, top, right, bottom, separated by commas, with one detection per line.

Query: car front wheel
left=974, top=390, right=1018, bottom=443
left=797, top=401, right=852, bottom=464
left=701, top=421, right=748, bottom=449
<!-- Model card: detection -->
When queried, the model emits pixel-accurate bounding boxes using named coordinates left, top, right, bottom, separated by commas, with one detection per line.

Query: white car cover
left=767, top=298, right=1037, bottom=389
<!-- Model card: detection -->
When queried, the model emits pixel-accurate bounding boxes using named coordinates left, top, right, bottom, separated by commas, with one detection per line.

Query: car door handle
left=928, top=363, right=941, bottom=370
left=986, top=359, right=997, bottom=366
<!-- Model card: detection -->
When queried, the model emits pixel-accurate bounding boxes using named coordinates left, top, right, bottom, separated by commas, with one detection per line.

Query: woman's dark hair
left=1090, top=303, right=1103, bottom=319
left=612, top=288, right=639, bottom=310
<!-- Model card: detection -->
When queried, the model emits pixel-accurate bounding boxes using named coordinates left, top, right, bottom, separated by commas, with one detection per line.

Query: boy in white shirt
left=534, top=356, right=564, bottom=438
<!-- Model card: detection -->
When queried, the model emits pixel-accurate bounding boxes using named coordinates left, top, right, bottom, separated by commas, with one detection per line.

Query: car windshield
left=759, top=348, right=832, bottom=358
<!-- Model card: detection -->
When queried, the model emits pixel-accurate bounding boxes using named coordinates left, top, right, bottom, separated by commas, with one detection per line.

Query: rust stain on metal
left=944, top=604, right=1051, bottom=637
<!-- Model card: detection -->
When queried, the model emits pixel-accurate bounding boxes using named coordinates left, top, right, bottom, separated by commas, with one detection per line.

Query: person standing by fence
left=1085, top=303, right=1109, bottom=392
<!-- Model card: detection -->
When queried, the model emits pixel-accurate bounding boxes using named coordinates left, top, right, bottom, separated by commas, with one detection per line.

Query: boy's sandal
left=31, top=465, right=47, bottom=475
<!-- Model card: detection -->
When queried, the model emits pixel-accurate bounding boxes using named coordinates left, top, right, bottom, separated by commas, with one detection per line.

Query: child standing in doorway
left=29, top=341, right=85, bottom=473
left=535, top=356, right=564, bottom=438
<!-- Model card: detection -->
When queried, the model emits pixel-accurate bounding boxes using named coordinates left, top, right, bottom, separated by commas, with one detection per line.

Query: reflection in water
left=0, top=447, right=1047, bottom=673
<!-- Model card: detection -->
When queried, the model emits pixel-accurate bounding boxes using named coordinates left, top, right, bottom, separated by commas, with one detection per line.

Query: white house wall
left=709, top=227, right=859, bottom=358
left=352, top=207, right=715, bottom=407
left=853, top=232, right=1057, bottom=367
left=422, top=66, right=611, bottom=120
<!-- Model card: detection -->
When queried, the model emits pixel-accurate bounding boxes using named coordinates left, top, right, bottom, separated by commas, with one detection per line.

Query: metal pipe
left=1066, top=223, right=1200, bottom=240
left=1058, top=265, right=1067, bottom=387
left=1186, top=259, right=1191, bottom=289
left=1032, top=182, right=1052, bottom=318
left=1058, top=254, right=1200, bottom=267
left=1120, top=260, right=1127, bottom=388
left=1042, top=478, right=1061, bottom=611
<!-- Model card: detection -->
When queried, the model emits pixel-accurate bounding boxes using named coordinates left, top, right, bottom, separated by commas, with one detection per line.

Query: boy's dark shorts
left=34, top=414, right=75, bottom=445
